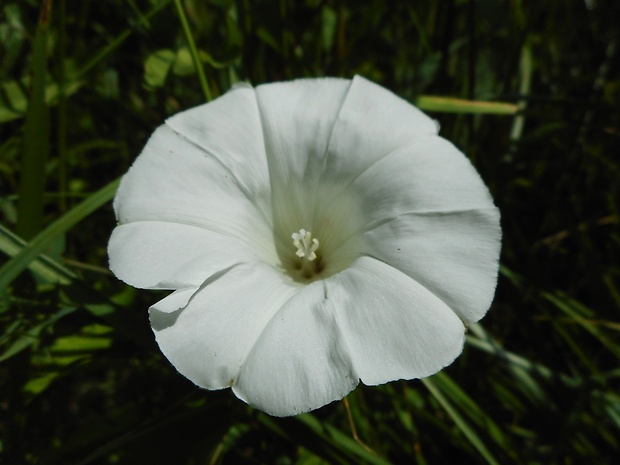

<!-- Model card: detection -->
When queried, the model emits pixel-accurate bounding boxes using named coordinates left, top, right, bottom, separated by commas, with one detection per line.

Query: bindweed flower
left=108, top=76, right=501, bottom=417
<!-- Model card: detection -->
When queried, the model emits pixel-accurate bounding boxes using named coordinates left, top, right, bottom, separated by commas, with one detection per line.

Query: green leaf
left=171, top=47, right=195, bottom=76
left=49, top=323, right=113, bottom=353
left=23, top=372, right=59, bottom=395
left=0, top=306, right=76, bottom=363
left=144, top=49, right=176, bottom=88
left=0, top=77, right=83, bottom=124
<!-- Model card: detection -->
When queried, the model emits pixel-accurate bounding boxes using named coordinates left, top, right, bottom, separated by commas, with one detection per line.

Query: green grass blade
left=543, top=291, right=620, bottom=359
left=431, top=372, right=513, bottom=456
left=16, top=0, right=53, bottom=239
left=416, top=96, right=518, bottom=115
left=256, top=414, right=350, bottom=465
left=422, top=378, right=500, bottom=465
left=56, top=0, right=68, bottom=212
left=467, top=323, right=582, bottom=387
left=0, top=223, right=76, bottom=285
left=510, top=41, right=534, bottom=142
left=0, top=178, right=120, bottom=291
left=173, top=0, right=212, bottom=102
left=257, top=413, right=391, bottom=465
left=297, top=414, right=391, bottom=465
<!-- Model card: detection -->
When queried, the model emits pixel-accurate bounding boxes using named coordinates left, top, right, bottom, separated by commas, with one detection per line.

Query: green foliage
left=1, top=0, right=619, bottom=464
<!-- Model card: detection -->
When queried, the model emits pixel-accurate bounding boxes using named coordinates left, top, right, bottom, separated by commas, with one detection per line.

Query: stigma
left=291, top=229, right=319, bottom=262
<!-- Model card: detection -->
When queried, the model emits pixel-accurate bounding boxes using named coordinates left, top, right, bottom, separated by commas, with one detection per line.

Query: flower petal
left=113, top=124, right=275, bottom=261
left=149, top=262, right=298, bottom=390
left=326, top=257, right=466, bottom=385
left=352, top=136, right=496, bottom=225
left=233, top=281, right=358, bottom=417
left=254, top=78, right=352, bottom=242
left=255, top=77, right=351, bottom=186
left=108, top=221, right=258, bottom=289
left=323, top=75, right=438, bottom=184
left=151, top=287, right=198, bottom=313
left=165, top=85, right=270, bottom=197
left=362, top=209, right=501, bottom=323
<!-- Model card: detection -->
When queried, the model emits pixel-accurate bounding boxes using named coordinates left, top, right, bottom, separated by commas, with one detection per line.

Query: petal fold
left=151, top=287, right=199, bottom=313
left=165, top=85, right=270, bottom=197
left=149, top=262, right=298, bottom=390
left=255, top=77, right=351, bottom=187
left=113, top=125, right=276, bottom=262
left=353, top=136, right=497, bottom=226
left=108, top=221, right=259, bottom=289
left=323, top=75, right=438, bottom=185
left=362, top=209, right=501, bottom=323
left=327, top=257, right=466, bottom=385
left=234, top=281, right=358, bottom=417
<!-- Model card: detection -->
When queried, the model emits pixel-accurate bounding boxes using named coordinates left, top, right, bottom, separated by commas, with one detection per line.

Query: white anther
left=291, top=229, right=320, bottom=262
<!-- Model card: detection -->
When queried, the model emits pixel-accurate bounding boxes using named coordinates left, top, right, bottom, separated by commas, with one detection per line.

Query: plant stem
left=173, top=0, right=213, bottom=102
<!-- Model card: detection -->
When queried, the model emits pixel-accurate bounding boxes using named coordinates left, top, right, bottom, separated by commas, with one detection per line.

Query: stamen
left=292, top=229, right=319, bottom=261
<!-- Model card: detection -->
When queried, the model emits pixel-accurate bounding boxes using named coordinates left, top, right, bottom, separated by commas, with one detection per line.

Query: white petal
left=322, top=75, right=438, bottom=184
left=149, top=262, right=298, bottom=390
left=327, top=257, right=466, bottom=385
left=108, top=221, right=258, bottom=289
left=352, top=136, right=496, bottom=226
left=151, top=287, right=198, bottom=313
left=254, top=78, right=352, bottom=240
left=113, top=125, right=275, bottom=261
left=165, top=85, right=270, bottom=197
left=362, top=209, right=501, bottom=323
left=255, top=77, right=351, bottom=185
left=233, top=281, right=358, bottom=417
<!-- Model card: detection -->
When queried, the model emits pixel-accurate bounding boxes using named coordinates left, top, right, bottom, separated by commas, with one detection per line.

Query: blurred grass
left=1, top=0, right=619, bottom=464
left=15, top=0, right=52, bottom=240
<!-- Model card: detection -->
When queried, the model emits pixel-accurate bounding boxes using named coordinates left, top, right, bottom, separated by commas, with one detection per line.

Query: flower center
left=274, top=186, right=364, bottom=284
left=288, top=228, right=324, bottom=282
left=291, top=229, right=319, bottom=261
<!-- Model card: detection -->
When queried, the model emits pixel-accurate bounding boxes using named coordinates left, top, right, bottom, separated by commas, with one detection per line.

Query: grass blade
left=431, top=372, right=513, bottom=456
left=543, top=291, right=620, bottom=359
left=0, top=223, right=76, bottom=285
left=423, top=378, right=500, bottom=465
left=0, top=178, right=120, bottom=291
left=416, top=96, right=518, bottom=115
left=63, top=0, right=173, bottom=93
left=16, top=0, right=53, bottom=239
left=173, top=0, right=212, bottom=102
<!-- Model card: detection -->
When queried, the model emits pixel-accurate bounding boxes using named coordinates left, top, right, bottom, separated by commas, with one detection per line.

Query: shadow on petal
left=150, top=307, right=184, bottom=331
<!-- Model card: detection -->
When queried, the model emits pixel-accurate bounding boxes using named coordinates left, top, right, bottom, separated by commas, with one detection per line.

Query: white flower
left=108, top=76, right=501, bottom=417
